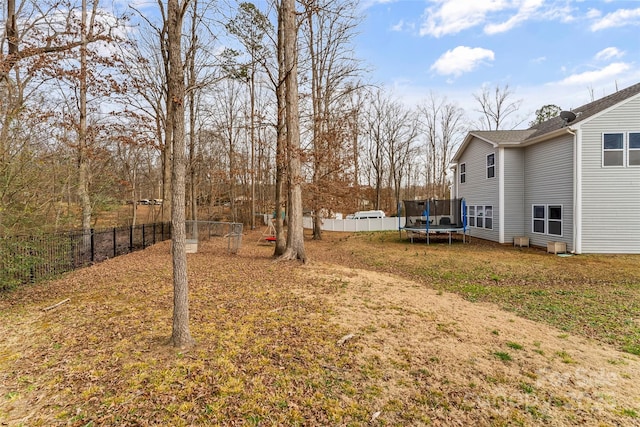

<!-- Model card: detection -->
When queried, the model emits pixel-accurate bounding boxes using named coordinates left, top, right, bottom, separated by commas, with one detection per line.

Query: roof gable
left=526, top=82, right=640, bottom=140
left=452, top=82, right=640, bottom=164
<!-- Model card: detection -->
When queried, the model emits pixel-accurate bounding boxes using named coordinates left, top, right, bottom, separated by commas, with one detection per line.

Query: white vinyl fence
left=303, top=216, right=406, bottom=232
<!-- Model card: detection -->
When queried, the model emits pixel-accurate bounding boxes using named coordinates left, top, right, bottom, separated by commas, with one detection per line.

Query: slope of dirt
left=298, top=261, right=640, bottom=425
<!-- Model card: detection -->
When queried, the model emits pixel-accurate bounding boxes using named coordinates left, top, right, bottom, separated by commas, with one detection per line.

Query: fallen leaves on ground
left=1, top=230, right=639, bottom=426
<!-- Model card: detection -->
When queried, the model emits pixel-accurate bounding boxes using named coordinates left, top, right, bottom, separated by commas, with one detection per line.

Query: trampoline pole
left=398, top=202, right=402, bottom=239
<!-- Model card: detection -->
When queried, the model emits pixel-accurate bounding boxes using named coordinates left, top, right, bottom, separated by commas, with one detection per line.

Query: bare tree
left=473, top=83, right=523, bottom=130
left=227, top=2, right=273, bottom=230
left=385, top=102, right=419, bottom=213
left=1, top=0, right=116, bottom=81
left=364, top=89, right=389, bottom=210
left=209, top=79, right=246, bottom=222
left=419, top=93, right=466, bottom=198
left=273, top=0, right=287, bottom=255
left=299, top=0, right=362, bottom=239
left=278, top=0, right=306, bottom=262
left=167, top=0, right=195, bottom=348
left=78, top=0, right=92, bottom=235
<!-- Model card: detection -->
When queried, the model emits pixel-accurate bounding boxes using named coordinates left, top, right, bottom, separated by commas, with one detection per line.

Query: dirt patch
left=298, top=261, right=640, bottom=425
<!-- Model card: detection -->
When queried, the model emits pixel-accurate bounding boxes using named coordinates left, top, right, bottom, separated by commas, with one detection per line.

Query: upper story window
left=603, top=133, right=624, bottom=166
left=603, top=132, right=639, bottom=167
left=630, top=133, right=640, bottom=166
left=486, top=153, right=495, bottom=178
left=460, top=163, right=466, bottom=184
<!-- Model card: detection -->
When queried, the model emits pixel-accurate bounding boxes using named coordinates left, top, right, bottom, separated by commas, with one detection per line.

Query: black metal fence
left=0, top=223, right=171, bottom=290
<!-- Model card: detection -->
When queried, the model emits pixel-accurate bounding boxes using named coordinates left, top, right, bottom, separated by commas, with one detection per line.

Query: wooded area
left=0, top=0, right=529, bottom=238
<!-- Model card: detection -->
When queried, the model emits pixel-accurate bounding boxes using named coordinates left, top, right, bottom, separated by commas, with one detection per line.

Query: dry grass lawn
left=1, top=230, right=639, bottom=426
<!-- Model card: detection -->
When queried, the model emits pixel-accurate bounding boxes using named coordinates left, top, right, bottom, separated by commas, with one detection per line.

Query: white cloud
left=531, top=56, right=546, bottom=64
left=419, top=0, right=574, bottom=37
left=484, top=0, right=543, bottom=34
left=430, top=46, right=495, bottom=77
left=391, top=19, right=414, bottom=32
left=594, top=47, right=625, bottom=61
left=420, top=0, right=507, bottom=37
left=391, top=20, right=405, bottom=32
left=585, top=8, right=601, bottom=19
left=590, top=8, right=640, bottom=31
left=557, top=62, right=631, bottom=86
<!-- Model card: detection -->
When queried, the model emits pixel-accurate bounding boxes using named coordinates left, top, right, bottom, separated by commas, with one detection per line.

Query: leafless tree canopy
left=473, top=83, right=523, bottom=130
left=2, top=0, right=533, bottom=238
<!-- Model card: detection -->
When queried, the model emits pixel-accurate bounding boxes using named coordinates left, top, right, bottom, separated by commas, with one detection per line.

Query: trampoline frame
left=400, top=198, right=468, bottom=244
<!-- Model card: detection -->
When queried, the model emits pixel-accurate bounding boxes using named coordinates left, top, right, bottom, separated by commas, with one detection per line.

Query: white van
left=352, top=210, right=385, bottom=219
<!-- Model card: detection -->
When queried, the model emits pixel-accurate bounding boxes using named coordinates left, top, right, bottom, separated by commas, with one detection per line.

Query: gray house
left=451, top=82, right=640, bottom=254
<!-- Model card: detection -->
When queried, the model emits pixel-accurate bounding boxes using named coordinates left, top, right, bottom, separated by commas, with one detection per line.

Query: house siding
left=457, top=137, right=499, bottom=242
left=579, top=96, right=640, bottom=253
left=503, top=148, right=525, bottom=242
left=524, top=134, right=574, bottom=251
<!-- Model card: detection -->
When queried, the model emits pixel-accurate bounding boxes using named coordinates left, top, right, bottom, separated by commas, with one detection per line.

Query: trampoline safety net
left=403, top=198, right=465, bottom=229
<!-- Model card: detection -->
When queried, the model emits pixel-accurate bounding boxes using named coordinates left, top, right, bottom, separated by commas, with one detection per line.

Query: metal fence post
left=113, top=227, right=117, bottom=258
left=90, top=229, right=95, bottom=263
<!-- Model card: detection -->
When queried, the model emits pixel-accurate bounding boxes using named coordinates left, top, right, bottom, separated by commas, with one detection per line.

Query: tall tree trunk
left=187, top=0, right=198, bottom=234
left=250, top=67, right=256, bottom=230
left=308, top=11, right=323, bottom=241
left=78, top=0, right=92, bottom=237
left=162, top=95, right=173, bottom=223
left=279, top=0, right=306, bottom=262
left=273, top=2, right=286, bottom=255
left=160, top=19, right=173, bottom=224
left=168, top=0, right=194, bottom=348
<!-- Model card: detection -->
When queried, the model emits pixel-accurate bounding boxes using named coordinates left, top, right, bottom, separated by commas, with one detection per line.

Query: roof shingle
left=526, top=82, right=640, bottom=140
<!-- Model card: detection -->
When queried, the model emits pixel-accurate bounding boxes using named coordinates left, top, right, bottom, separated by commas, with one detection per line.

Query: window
left=532, top=204, right=562, bottom=236
left=486, top=153, right=495, bottom=178
left=533, top=205, right=545, bottom=233
left=630, top=133, right=640, bottom=166
left=460, top=163, right=466, bottom=184
left=548, top=206, right=562, bottom=236
left=484, top=206, right=493, bottom=230
left=467, top=205, right=492, bottom=229
left=603, top=133, right=624, bottom=166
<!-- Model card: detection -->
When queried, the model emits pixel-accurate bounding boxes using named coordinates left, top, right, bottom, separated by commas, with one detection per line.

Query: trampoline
left=401, top=198, right=468, bottom=244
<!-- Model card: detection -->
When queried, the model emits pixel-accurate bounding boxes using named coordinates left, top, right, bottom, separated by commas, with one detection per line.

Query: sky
left=354, top=0, right=640, bottom=127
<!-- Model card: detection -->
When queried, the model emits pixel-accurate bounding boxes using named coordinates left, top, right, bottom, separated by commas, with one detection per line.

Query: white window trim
left=460, top=162, right=466, bottom=184
left=486, top=153, right=495, bottom=179
left=532, top=204, right=563, bottom=237
left=602, top=132, right=625, bottom=167
left=484, top=205, right=493, bottom=230
left=468, top=205, right=476, bottom=228
left=468, top=205, right=493, bottom=230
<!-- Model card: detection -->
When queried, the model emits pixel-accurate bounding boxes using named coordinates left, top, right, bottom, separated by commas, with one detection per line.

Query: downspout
left=498, top=147, right=505, bottom=244
left=567, top=128, right=581, bottom=254
left=450, top=164, right=458, bottom=198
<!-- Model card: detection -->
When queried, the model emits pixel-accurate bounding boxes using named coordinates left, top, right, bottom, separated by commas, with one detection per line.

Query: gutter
left=518, top=127, right=574, bottom=147
left=566, top=127, right=580, bottom=254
